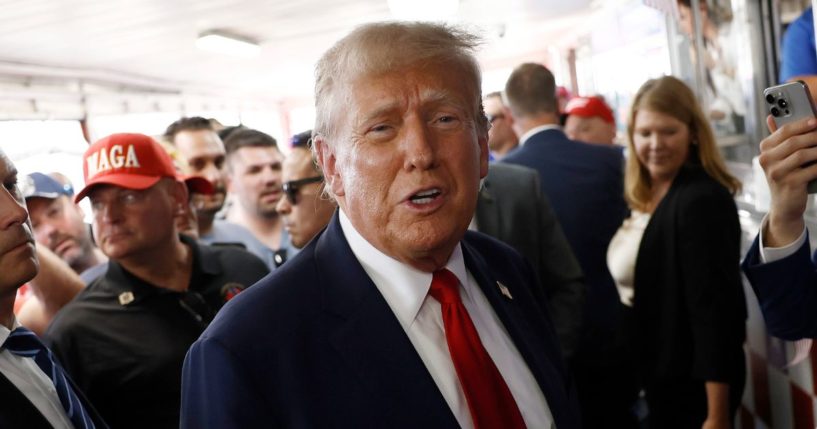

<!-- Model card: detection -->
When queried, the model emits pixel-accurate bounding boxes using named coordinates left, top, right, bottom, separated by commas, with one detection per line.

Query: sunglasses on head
left=282, top=175, right=323, bottom=205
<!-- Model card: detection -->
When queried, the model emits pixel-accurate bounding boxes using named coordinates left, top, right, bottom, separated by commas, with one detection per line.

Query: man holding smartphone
left=742, top=114, right=817, bottom=340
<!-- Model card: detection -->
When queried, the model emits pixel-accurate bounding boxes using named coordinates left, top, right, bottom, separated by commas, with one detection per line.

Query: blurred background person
left=15, top=245, right=85, bottom=336
left=501, top=62, right=633, bottom=428
left=156, top=139, right=219, bottom=241
left=164, top=117, right=227, bottom=236
left=223, top=128, right=294, bottom=267
left=777, top=6, right=817, bottom=99
left=483, top=91, right=518, bottom=159
left=275, top=130, right=335, bottom=249
left=564, top=96, right=618, bottom=146
left=164, top=118, right=275, bottom=269
left=676, top=0, right=746, bottom=136
left=474, top=162, right=585, bottom=360
left=609, top=75, right=746, bottom=427
left=22, top=172, right=107, bottom=282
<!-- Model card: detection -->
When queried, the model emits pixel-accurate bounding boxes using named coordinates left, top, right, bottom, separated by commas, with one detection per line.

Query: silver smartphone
left=763, top=81, right=817, bottom=193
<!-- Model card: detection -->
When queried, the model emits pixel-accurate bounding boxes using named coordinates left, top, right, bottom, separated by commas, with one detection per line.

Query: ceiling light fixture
left=196, top=30, right=261, bottom=58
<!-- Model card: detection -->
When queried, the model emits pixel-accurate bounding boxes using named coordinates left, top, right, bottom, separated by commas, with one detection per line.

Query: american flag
left=642, top=0, right=680, bottom=20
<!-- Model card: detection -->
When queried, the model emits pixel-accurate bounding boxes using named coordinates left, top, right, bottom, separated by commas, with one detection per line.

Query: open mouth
left=409, top=188, right=442, bottom=205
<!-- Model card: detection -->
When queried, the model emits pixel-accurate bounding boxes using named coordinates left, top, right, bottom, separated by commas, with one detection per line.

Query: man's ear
left=314, top=136, right=344, bottom=198
left=503, top=105, right=516, bottom=130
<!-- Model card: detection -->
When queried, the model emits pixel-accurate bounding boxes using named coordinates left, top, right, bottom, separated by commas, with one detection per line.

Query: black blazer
left=0, top=369, right=108, bottom=428
left=633, top=165, right=746, bottom=384
left=476, top=162, right=585, bottom=358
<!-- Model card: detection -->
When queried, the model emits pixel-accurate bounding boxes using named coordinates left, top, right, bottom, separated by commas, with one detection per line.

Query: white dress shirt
left=339, top=211, right=554, bottom=429
left=0, top=319, right=73, bottom=429
left=518, top=124, right=563, bottom=147
left=758, top=214, right=808, bottom=263
left=607, top=210, right=651, bottom=307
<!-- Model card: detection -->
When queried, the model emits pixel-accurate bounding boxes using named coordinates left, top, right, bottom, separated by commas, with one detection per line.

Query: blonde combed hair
left=625, top=75, right=741, bottom=212
left=312, top=21, right=486, bottom=145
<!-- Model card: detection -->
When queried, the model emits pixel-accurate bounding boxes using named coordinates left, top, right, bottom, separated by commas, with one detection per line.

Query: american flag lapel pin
left=497, top=281, right=513, bottom=300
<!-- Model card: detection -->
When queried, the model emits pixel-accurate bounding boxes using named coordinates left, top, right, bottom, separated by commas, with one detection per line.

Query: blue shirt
left=781, top=7, right=816, bottom=82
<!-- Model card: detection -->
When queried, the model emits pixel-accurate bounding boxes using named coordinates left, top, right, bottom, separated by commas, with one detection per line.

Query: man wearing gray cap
left=22, top=173, right=106, bottom=282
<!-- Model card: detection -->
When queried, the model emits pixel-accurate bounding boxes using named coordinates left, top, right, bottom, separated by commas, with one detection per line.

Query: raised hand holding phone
left=759, top=81, right=817, bottom=247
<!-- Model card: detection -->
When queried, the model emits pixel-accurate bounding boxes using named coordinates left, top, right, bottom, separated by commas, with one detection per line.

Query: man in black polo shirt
left=44, top=133, right=269, bottom=429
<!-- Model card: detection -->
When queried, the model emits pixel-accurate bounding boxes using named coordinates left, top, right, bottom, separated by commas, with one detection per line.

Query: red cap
left=181, top=175, right=214, bottom=195
left=75, top=133, right=178, bottom=203
left=564, top=96, right=615, bottom=124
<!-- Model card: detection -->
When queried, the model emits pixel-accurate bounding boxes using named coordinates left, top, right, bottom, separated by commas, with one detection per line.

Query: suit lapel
left=0, top=371, right=54, bottom=429
left=460, top=239, right=572, bottom=427
left=475, top=177, right=502, bottom=236
left=315, top=214, right=458, bottom=427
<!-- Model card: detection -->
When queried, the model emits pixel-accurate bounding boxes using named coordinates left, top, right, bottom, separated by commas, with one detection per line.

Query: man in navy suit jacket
left=501, top=63, right=636, bottom=427
left=742, top=116, right=817, bottom=340
left=181, top=22, right=579, bottom=428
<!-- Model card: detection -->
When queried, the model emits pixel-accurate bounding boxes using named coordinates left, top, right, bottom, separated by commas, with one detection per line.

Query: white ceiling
left=0, top=0, right=599, bottom=105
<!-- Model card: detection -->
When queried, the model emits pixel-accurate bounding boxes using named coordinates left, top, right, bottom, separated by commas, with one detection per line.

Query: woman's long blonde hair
left=625, top=75, right=741, bottom=212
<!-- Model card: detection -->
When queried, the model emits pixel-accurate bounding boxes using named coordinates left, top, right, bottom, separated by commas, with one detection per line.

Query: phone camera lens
left=778, top=99, right=789, bottom=108
left=771, top=107, right=781, bottom=117
left=766, top=94, right=776, bottom=104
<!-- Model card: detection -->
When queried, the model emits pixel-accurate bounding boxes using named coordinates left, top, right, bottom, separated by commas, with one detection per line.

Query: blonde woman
left=607, top=76, right=746, bottom=428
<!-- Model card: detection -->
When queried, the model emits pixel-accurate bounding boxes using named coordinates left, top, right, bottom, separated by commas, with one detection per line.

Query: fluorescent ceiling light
left=387, top=0, right=459, bottom=21
left=196, top=30, right=261, bottom=58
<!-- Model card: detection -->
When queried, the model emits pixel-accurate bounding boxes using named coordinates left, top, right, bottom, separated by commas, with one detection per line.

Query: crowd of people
left=1, top=14, right=816, bottom=429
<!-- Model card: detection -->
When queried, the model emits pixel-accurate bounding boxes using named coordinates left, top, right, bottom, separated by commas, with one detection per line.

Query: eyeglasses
left=487, top=113, right=505, bottom=124
left=282, top=175, right=323, bottom=205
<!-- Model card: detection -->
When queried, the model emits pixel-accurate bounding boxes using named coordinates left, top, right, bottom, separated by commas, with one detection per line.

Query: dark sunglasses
left=282, top=175, right=323, bottom=205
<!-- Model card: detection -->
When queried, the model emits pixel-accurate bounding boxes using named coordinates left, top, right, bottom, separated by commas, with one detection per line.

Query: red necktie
left=429, top=269, right=527, bottom=429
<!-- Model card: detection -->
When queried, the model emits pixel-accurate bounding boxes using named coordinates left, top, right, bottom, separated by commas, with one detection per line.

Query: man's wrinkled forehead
left=345, top=66, right=477, bottom=116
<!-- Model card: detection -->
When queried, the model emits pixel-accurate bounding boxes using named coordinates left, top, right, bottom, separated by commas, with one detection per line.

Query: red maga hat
left=564, top=96, right=615, bottom=124
left=180, top=174, right=214, bottom=195
left=75, top=133, right=179, bottom=203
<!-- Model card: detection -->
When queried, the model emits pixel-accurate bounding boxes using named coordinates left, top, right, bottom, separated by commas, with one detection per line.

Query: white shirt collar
left=338, top=209, right=469, bottom=330
left=518, top=124, right=562, bottom=147
left=0, top=318, right=20, bottom=346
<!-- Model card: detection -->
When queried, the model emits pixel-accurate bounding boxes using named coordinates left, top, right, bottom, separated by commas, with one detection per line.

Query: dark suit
left=181, top=213, right=580, bottom=428
left=503, top=129, right=627, bottom=335
left=502, top=128, right=631, bottom=427
left=634, top=166, right=746, bottom=426
left=476, top=162, right=585, bottom=358
left=0, top=367, right=108, bottom=428
left=743, top=233, right=817, bottom=340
